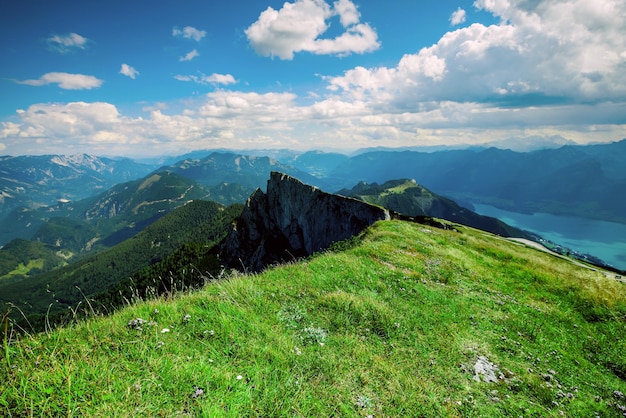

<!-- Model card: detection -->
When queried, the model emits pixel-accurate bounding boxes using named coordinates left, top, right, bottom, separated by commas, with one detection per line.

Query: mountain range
left=326, top=140, right=626, bottom=223
left=3, top=166, right=622, bottom=333
left=0, top=139, right=623, bottom=285
left=3, top=139, right=624, bottom=225
left=1, top=132, right=624, bottom=418
left=0, top=171, right=211, bottom=248
left=0, top=170, right=538, bottom=330
left=0, top=154, right=154, bottom=219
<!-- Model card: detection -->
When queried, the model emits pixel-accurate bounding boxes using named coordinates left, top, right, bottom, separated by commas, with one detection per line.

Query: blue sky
left=1, top=0, right=625, bottom=157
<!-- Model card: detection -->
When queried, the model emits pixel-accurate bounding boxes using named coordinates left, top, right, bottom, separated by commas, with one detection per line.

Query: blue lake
left=472, top=204, right=626, bottom=271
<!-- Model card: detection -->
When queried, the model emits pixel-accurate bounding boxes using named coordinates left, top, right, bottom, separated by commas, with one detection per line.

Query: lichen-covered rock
left=219, top=172, right=390, bottom=272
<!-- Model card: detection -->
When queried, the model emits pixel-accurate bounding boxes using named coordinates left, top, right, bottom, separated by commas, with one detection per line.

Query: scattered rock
left=473, top=356, right=501, bottom=383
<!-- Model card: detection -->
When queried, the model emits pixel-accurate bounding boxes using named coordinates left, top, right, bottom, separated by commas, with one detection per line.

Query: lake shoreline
left=472, top=204, right=626, bottom=272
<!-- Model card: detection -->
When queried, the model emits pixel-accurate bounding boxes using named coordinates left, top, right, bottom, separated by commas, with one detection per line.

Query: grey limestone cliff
left=219, top=172, right=390, bottom=272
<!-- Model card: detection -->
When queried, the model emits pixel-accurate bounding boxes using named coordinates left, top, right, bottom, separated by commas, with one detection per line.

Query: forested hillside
left=0, top=200, right=242, bottom=331
left=0, top=239, right=65, bottom=280
left=0, top=171, right=212, bottom=247
left=339, top=179, right=533, bottom=239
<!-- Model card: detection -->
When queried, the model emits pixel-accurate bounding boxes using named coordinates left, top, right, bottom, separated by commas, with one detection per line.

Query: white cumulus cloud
left=15, top=72, right=103, bottom=90
left=173, top=26, right=206, bottom=41
left=3, top=0, right=625, bottom=156
left=179, top=49, right=200, bottom=62
left=174, top=73, right=236, bottom=86
left=47, top=33, right=89, bottom=53
left=334, top=0, right=360, bottom=26
left=449, top=7, right=466, bottom=26
left=245, top=0, right=380, bottom=60
left=119, top=64, right=139, bottom=79
left=327, top=0, right=626, bottom=106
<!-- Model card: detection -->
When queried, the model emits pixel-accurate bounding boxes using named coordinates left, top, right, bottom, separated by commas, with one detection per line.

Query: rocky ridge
left=219, top=172, right=390, bottom=272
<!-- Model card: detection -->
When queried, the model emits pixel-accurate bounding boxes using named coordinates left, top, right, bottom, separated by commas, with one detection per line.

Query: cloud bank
left=2, top=0, right=625, bottom=156
left=327, top=0, right=626, bottom=107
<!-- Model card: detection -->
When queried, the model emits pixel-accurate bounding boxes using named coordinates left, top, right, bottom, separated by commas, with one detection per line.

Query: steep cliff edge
left=219, top=172, right=390, bottom=272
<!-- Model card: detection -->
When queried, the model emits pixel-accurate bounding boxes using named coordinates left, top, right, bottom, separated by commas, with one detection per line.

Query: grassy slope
left=1, top=220, right=625, bottom=417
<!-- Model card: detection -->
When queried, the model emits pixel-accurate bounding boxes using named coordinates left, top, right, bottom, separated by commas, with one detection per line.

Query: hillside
left=0, top=171, right=212, bottom=248
left=2, top=220, right=625, bottom=416
left=339, top=179, right=533, bottom=239
left=0, top=200, right=242, bottom=331
left=0, top=239, right=65, bottom=280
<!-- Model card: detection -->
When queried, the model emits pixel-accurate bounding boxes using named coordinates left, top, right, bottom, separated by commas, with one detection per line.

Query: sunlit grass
left=1, top=220, right=625, bottom=416
left=0, top=259, right=45, bottom=280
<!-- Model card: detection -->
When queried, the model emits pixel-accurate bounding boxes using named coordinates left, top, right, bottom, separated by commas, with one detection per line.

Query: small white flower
left=236, top=375, right=243, bottom=380
left=161, top=328, right=170, bottom=333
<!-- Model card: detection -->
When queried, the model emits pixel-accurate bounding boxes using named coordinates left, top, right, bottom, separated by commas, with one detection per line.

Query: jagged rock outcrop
left=219, top=172, right=390, bottom=272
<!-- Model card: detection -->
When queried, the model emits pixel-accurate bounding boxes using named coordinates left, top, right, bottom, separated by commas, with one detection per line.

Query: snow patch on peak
left=50, top=154, right=105, bottom=171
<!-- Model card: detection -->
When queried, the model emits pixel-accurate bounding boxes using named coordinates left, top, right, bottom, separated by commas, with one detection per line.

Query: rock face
left=219, top=172, right=390, bottom=272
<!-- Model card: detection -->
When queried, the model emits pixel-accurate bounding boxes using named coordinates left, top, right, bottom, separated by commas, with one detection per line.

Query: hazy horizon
left=3, top=136, right=625, bottom=161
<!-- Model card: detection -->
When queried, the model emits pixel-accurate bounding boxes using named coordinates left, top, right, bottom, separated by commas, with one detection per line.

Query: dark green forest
left=0, top=200, right=243, bottom=332
left=0, top=239, right=64, bottom=278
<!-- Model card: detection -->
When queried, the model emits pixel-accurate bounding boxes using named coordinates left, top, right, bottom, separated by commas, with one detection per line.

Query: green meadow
left=2, top=220, right=625, bottom=416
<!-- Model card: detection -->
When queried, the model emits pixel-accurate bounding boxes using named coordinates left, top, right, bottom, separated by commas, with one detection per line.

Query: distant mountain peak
left=50, top=153, right=105, bottom=170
